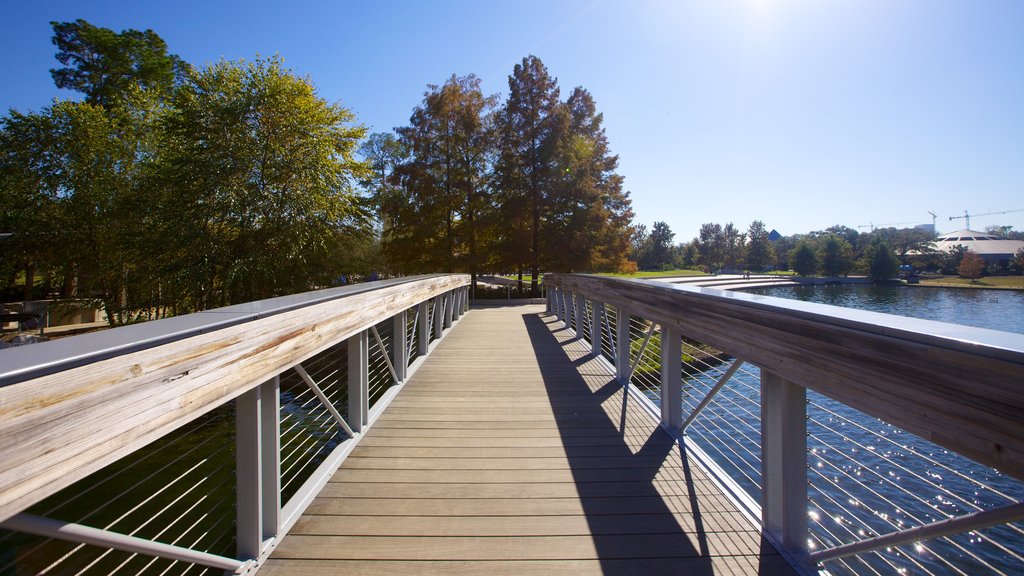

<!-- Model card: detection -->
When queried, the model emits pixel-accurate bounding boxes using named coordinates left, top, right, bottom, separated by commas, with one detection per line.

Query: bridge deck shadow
left=262, top=303, right=797, bottom=575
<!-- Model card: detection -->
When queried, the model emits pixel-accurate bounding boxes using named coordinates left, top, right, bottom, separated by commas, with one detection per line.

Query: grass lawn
left=918, top=276, right=1024, bottom=290
left=597, top=269, right=706, bottom=278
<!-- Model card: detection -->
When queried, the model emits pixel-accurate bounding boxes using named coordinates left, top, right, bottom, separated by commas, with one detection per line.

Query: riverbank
left=916, top=275, right=1024, bottom=291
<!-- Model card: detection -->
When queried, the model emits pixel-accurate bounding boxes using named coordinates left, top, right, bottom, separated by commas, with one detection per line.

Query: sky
left=2, top=0, right=1022, bottom=240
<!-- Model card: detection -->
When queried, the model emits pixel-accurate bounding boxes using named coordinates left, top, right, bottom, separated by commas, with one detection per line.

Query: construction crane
left=857, top=220, right=918, bottom=231
left=948, top=209, right=1024, bottom=230
left=927, top=211, right=937, bottom=231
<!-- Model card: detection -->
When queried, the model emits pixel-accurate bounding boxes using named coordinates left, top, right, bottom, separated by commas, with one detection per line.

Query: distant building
left=768, top=229, right=782, bottom=242
left=929, top=229, right=1024, bottom=267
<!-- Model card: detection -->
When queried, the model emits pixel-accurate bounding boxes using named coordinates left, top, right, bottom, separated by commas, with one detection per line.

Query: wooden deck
left=262, top=303, right=798, bottom=576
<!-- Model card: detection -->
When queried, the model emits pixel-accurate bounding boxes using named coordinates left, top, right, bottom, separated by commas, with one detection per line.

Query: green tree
left=789, top=240, right=818, bottom=277
left=745, top=220, right=775, bottom=271
left=865, top=239, right=899, bottom=281
left=545, top=87, right=633, bottom=273
left=1011, top=247, right=1024, bottom=275
left=941, top=244, right=969, bottom=275
left=158, top=55, right=369, bottom=310
left=494, top=55, right=561, bottom=295
left=387, top=74, right=497, bottom=290
left=695, top=223, right=725, bottom=272
left=50, top=19, right=187, bottom=107
left=818, top=234, right=854, bottom=276
left=957, top=251, right=985, bottom=282
left=638, top=221, right=674, bottom=270
left=721, top=222, right=746, bottom=270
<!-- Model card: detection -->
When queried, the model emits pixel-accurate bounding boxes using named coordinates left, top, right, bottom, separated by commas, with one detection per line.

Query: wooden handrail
left=0, top=274, right=469, bottom=523
left=545, top=273, right=1024, bottom=482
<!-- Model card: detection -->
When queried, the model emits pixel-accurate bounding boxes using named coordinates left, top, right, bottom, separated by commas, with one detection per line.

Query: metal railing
left=546, top=273, right=1024, bottom=575
left=0, top=274, right=470, bottom=574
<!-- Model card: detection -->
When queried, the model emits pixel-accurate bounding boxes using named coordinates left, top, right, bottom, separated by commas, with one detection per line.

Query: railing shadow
left=521, top=311, right=716, bottom=575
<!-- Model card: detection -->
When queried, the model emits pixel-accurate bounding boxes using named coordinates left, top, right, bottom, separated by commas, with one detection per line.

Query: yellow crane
left=948, top=209, right=1024, bottom=230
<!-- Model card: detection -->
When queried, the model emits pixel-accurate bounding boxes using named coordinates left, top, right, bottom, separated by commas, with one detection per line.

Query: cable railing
left=0, top=274, right=470, bottom=575
left=546, top=273, right=1024, bottom=576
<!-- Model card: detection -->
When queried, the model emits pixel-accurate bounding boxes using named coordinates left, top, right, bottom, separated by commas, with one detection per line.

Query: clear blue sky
left=2, top=0, right=1022, bottom=240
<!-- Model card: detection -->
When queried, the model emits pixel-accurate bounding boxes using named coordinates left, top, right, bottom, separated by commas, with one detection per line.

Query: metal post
left=660, top=327, right=682, bottom=429
left=393, top=310, right=408, bottom=383
left=348, top=330, right=368, bottom=433
left=591, top=300, right=603, bottom=357
left=444, top=290, right=455, bottom=328
left=547, top=284, right=553, bottom=313
left=236, top=385, right=260, bottom=560
left=260, top=376, right=280, bottom=542
left=574, top=293, right=585, bottom=338
left=615, top=307, right=631, bottom=384
left=418, top=301, right=429, bottom=356
left=761, top=369, right=808, bottom=554
left=433, top=296, right=443, bottom=340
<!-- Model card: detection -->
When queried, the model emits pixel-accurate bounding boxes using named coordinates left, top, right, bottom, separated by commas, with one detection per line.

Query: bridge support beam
left=615, top=307, right=631, bottom=384
left=393, top=310, right=408, bottom=384
left=761, top=369, right=808, bottom=555
left=349, top=330, right=368, bottom=433
left=418, top=301, right=429, bottom=356
left=236, top=376, right=281, bottom=560
left=660, top=327, right=682, bottom=430
left=591, top=300, right=603, bottom=357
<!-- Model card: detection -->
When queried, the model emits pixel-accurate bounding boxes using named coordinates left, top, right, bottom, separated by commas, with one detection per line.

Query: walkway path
left=262, top=304, right=797, bottom=575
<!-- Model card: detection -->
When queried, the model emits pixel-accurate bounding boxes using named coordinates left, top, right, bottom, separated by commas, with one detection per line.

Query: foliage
left=745, top=220, right=775, bottom=271
left=789, top=240, right=818, bottom=277
left=50, top=19, right=188, bottom=107
left=1012, top=248, right=1024, bottom=275
left=865, top=239, right=899, bottom=281
left=383, top=74, right=497, bottom=287
left=941, top=244, right=970, bottom=275
left=817, top=234, right=854, bottom=276
left=957, top=251, right=986, bottom=282
left=157, top=55, right=370, bottom=310
left=635, top=221, right=675, bottom=270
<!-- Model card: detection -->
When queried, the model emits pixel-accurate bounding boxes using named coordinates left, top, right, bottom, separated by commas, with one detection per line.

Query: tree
left=494, top=55, right=561, bottom=294
left=695, top=223, right=725, bottom=272
left=639, top=221, right=675, bottom=270
left=745, top=220, right=775, bottom=271
left=865, top=239, right=899, bottom=281
left=722, top=222, right=745, bottom=270
left=958, top=251, right=985, bottom=282
left=941, top=244, right=969, bottom=275
left=789, top=240, right=818, bottom=277
left=158, top=55, right=369, bottom=310
left=1012, top=247, right=1024, bottom=275
left=544, top=86, right=633, bottom=273
left=386, top=74, right=497, bottom=290
left=50, top=19, right=187, bottom=107
left=818, top=234, right=854, bottom=277
left=0, top=90, right=163, bottom=323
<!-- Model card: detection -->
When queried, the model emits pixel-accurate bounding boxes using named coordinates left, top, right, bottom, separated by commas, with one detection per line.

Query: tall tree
left=495, top=55, right=560, bottom=294
left=745, top=220, right=775, bottom=271
left=957, top=251, right=985, bottom=282
left=387, top=74, right=497, bottom=289
left=159, top=55, right=369, bottom=310
left=545, top=87, right=633, bottom=272
left=721, top=222, right=745, bottom=270
left=695, top=222, right=725, bottom=272
left=864, top=238, right=899, bottom=281
left=639, top=221, right=675, bottom=270
left=818, top=234, right=854, bottom=276
left=50, top=19, right=187, bottom=107
left=790, top=240, right=819, bottom=277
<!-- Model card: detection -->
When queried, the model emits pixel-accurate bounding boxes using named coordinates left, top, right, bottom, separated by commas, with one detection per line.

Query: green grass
left=597, top=269, right=706, bottom=278
left=918, top=276, right=1024, bottom=290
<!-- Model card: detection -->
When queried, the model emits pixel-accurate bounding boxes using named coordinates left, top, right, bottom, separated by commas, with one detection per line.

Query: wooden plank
left=0, top=275, right=468, bottom=522
left=547, top=273, right=1024, bottom=480
left=267, top=302, right=793, bottom=575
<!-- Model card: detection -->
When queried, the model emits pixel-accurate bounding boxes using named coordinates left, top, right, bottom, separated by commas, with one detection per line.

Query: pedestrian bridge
left=1, top=274, right=1022, bottom=575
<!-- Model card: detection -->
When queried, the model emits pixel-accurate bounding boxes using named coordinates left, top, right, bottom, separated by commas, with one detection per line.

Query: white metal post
left=444, top=290, right=455, bottom=328
left=761, top=369, right=808, bottom=554
left=660, top=327, right=682, bottom=429
left=418, top=301, right=429, bottom=356
left=348, top=330, right=368, bottom=433
left=433, top=296, right=443, bottom=340
left=574, top=293, right=585, bottom=337
left=393, top=310, right=408, bottom=383
left=235, top=385, right=260, bottom=560
left=260, top=376, right=280, bottom=542
left=615, top=307, right=631, bottom=383
left=591, top=300, right=603, bottom=356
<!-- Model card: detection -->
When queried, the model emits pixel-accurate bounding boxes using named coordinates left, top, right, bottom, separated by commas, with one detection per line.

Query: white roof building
left=930, top=229, right=1024, bottom=265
